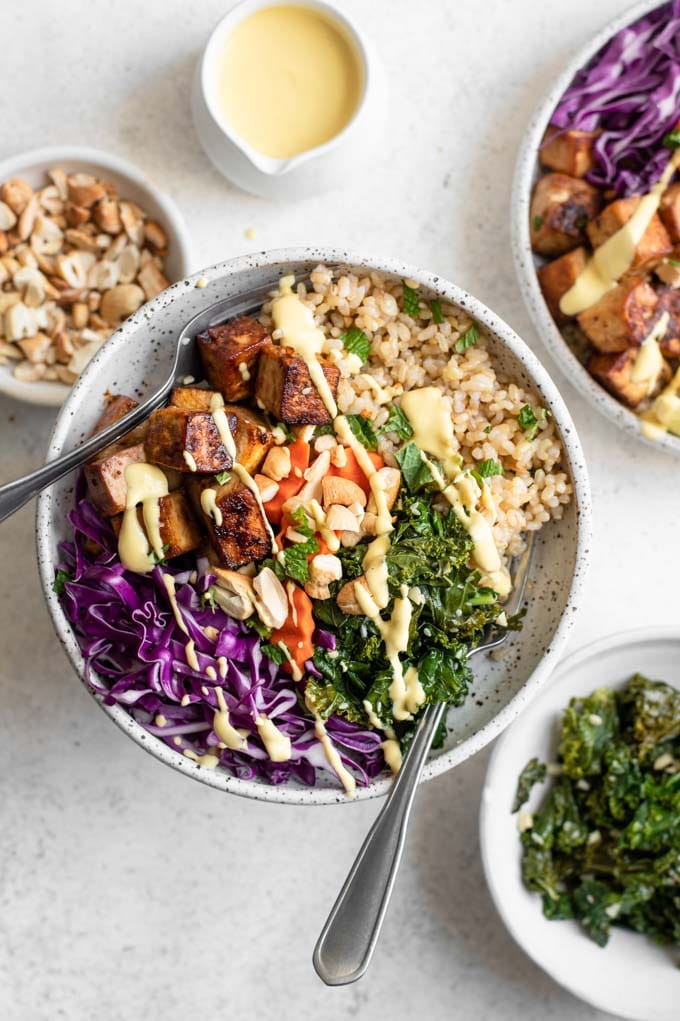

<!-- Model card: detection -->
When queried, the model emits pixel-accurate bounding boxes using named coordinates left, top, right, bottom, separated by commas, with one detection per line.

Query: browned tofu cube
left=586, top=197, right=672, bottom=269
left=577, top=279, right=658, bottom=353
left=254, top=345, right=340, bottom=425
left=109, top=491, right=201, bottom=560
left=539, top=126, right=600, bottom=178
left=196, top=316, right=272, bottom=401
left=530, top=173, right=602, bottom=257
left=537, top=247, right=589, bottom=324
left=187, top=477, right=270, bottom=568
left=145, top=407, right=234, bottom=473
left=84, top=441, right=146, bottom=517
left=90, top=394, right=139, bottom=436
left=169, top=386, right=219, bottom=412
left=659, top=182, right=680, bottom=243
left=655, top=287, right=680, bottom=358
left=225, top=404, right=273, bottom=474
left=588, top=348, right=671, bottom=409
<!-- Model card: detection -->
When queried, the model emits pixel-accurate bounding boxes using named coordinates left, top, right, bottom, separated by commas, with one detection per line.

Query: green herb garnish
left=345, top=413, right=378, bottom=451
left=200, top=587, right=217, bottom=613
left=471, top=459, right=504, bottom=487
left=150, top=543, right=171, bottom=565
left=401, top=280, right=421, bottom=317
left=395, top=442, right=436, bottom=493
left=662, top=128, right=680, bottom=149
left=377, top=405, right=414, bottom=441
left=52, top=568, right=73, bottom=596
left=274, top=506, right=319, bottom=583
left=429, top=299, right=445, bottom=324
left=274, top=421, right=296, bottom=443
left=261, top=642, right=288, bottom=665
left=533, top=214, right=543, bottom=231
left=455, top=322, right=480, bottom=353
left=340, top=327, right=371, bottom=364
left=314, top=423, right=336, bottom=438
left=668, top=258, right=680, bottom=268
left=514, top=675, right=680, bottom=951
left=214, top=470, right=231, bottom=485
left=518, top=404, right=547, bottom=441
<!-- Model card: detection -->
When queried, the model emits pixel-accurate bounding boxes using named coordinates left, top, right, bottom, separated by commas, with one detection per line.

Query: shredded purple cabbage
left=550, top=0, right=680, bottom=195
left=56, top=484, right=385, bottom=789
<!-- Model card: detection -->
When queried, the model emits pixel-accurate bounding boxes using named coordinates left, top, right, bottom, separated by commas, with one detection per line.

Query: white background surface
left=0, top=1, right=676, bottom=1018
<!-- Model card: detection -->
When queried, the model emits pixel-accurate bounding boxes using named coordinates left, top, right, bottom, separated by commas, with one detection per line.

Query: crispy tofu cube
left=577, top=279, right=658, bottom=353
left=255, top=345, right=340, bottom=425
left=225, top=404, right=273, bottom=474
left=109, top=491, right=202, bottom=559
left=655, top=287, right=680, bottom=358
left=90, top=394, right=139, bottom=436
left=539, top=126, right=600, bottom=178
left=537, top=246, right=589, bottom=324
left=187, top=477, right=271, bottom=568
left=145, top=407, right=234, bottom=473
left=169, top=386, right=220, bottom=412
left=586, top=197, right=672, bottom=269
left=84, top=441, right=146, bottom=517
left=530, top=173, right=602, bottom=257
left=196, top=315, right=271, bottom=401
left=588, top=348, right=671, bottom=409
left=659, top=182, right=680, bottom=243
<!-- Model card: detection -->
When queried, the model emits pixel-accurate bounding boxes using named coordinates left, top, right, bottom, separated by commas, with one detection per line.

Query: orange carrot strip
left=271, top=585, right=315, bottom=673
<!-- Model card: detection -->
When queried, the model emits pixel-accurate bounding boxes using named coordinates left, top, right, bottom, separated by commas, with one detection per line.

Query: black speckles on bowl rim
left=35, top=247, right=592, bottom=806
left=511, top=0, right=680, bottom=459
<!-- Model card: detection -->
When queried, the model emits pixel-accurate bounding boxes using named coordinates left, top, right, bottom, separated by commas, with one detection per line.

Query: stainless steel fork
left=0, top=278, right=284, bottom=524
left=312, top=535, right=535, bottom=986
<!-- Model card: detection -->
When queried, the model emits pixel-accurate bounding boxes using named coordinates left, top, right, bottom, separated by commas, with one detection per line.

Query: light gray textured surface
left=0, top=0, right=676, bottom=1018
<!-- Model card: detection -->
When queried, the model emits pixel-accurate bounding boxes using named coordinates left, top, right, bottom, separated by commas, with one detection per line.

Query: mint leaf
left=518, top=404, right=547, bottom=441
left=662, top=128, right=680, bottom=149
left=455, top=323, right=480, bottom=353
left=52, top=567, right=73, bottom=596
left=395, top=442, right=436, bottom=493
left=377, top=405, right=414, bottom=441
left=401, top=281, right=421, bottom=317
left=475, top=459, right=504, bottom=478
left=429, top=299, right=444, bottom=324
left=261, top=642, right=288, bottom=665
left=214, top=470, right=231, bottom=485
left=345, top=413, right=378, bottom=451
left=533, top=214, right=543, bottom=231
left=340, top=327, right=371, bottom=364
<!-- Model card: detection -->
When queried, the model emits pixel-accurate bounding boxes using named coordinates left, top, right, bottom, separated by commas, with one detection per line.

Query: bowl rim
left=36, top=246, right=592, bottom=806
left=479, top=624, right=680, bottom=1020
left=511, top=0, right=680, bottom=459
left=0, top=144, right=194, bottom=408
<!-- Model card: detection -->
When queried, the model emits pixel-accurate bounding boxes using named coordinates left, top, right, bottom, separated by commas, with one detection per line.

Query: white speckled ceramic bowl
left=0, top=145, right=194, bottom=407
left=512, top=0, right=680, bottom=458
left=36, top=249, right=592, bottom=805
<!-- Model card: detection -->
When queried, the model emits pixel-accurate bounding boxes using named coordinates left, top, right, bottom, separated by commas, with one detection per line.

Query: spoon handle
left=312, top=701, right=445, bottom=986
left=0, top=386, right=170, bottom=524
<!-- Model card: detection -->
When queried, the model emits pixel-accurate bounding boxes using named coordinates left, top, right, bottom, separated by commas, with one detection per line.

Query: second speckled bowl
left=35, top=248, right=592, bottom=805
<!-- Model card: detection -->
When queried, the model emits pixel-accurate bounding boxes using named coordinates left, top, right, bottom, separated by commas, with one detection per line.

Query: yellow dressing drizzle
left=400, top=386, right=461, bottom=476
left=382, top=738, right=403, bottom=773
left=255, top=715, right=292, bottom=762
left=200, top=487, right=223, bottom=526
left=272, top=275, right=338, bottom=416
left=560, top=150, right=680, bottom=316
left=631, top=312, right=669, bottom=388
left=118, top=463, right=169, bottom=573
left=183, top=451, right=197, bottom=472
left=313, top=715, right=356, bottom=797
left=214, top=687, right=248, bottom=750
left=183, top=749, right=220, bottom=769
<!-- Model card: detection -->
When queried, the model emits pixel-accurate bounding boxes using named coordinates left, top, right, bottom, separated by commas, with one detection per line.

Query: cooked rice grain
left=261, top=266, right=571, bottom=560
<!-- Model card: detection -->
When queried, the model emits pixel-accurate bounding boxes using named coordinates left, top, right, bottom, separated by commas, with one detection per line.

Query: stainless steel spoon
left=0, top=278, right=283, bottom=524
left=312, top=535, right=535, bottom=986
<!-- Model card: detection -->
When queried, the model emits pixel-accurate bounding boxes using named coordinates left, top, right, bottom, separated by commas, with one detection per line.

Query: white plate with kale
left=481, top=627, right=680, bottom=1021
left=37, top=249, right=590, bottom=805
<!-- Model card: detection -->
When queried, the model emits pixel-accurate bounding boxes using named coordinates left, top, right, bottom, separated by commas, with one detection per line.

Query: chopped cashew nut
left=325, top=504, right=361, bottom=532
left=253, top=473, right=279, bottom=503
left=261, top=445, right=292, bottom=482
left=212, top=567, right=256, bottom=620
left=252, top=567, right=289, bottom=629
left=321, top=475, right=367, bottom=509
left=367, top=467, right=401, bottom=513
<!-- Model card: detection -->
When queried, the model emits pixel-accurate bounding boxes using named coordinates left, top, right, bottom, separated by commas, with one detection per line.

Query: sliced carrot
left=271, top=585, right=315, bottom=673
left=263, top=439, right=310, bottom=525
left=328, top=447, right=384, bottom=496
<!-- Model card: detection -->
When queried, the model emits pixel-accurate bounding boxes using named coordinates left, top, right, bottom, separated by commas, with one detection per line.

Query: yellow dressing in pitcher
left=216, top=5, right=363, bottom=160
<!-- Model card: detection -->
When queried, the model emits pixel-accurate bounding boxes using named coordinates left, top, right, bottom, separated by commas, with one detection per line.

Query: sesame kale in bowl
left=37, top=251, right=590, bottom=805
